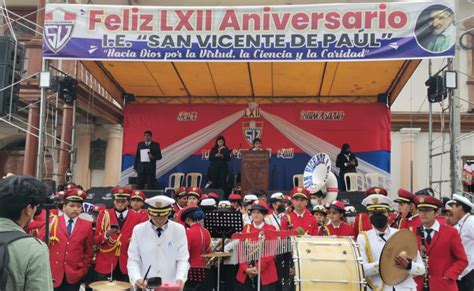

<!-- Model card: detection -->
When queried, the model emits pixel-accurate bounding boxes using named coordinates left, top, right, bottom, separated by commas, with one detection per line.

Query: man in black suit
left=134, top=130, right=162, bottom=189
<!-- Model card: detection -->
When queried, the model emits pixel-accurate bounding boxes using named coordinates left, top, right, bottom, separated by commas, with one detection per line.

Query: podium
left=240, top=150, right=269, bottom=194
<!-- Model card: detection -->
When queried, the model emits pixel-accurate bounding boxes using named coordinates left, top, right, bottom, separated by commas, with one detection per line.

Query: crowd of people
left=0, top=174, right=473, bottom=291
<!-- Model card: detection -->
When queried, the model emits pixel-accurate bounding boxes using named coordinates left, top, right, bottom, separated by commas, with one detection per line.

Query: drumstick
left=137, top=265, right=152, bottom=291
left=143, top=265, right=152, bottom=281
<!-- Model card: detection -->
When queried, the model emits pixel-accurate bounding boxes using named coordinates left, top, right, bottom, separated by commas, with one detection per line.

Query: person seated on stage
left=390, top=189, right=416, bottom=229
left=187, top=187, right=201, bottom=207
left=180, top=206, right=211, bottom=268
left=345, top=205, right=357, bottom=226
left=447, top=194, right=474, bottom=290
left=312, top=204, right=328, bottom=232
left=229, top=193, right=243, bottom=212
left=208, top=192, right=220, bottom=205
left=251, top=138, right=263, bottom=151
left=281, top=187, right=318, bottom=235
left=357, top=194, right=425, bottom=291
left=172, top=186, right=188, bottom=214
left=310, top=190, right=326, bottom=207
left=43, top=189, right=94, bottom=291
left=130, top=190, right=148, bottom=217
left=236, top=201, right=278, bottom=291
left=242, top=194, right=258, bottom=225
left=266, top=192, right=286, bottom=230
left=254, top=190, right=267, bottom=203
left=354, top=187, right=389, bottom=238
left=320, top=200, right=354, bottom=237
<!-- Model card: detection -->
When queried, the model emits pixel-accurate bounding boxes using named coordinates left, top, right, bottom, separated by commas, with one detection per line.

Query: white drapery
left=119, top=110, right=244, bottom=186
left=260, top=109, right=391, bottom=186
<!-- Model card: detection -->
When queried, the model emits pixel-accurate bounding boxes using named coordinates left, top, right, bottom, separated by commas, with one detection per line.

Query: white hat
left=218, top=200, right=232, bottom=209
left=362, top=194, right=393, bottom=211
left=145, top=195, right=175, bottom=217
left=345, top=206, right=357, bottom=215
left=200, top=198, right=216, bottom=207
left=243, top=194, right=258, bottom=203
left=452, top=194, right=473, bottom=209
left=445, top=199, right=455, bottom=211
left=270, top=192, right=284, bottom=200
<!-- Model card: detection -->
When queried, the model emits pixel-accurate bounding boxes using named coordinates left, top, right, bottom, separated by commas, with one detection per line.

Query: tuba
left=303, top=153, right=338, bottom=203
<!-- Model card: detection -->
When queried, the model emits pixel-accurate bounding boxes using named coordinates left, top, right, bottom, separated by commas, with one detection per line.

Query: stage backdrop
left=120, top=103, right=390, bottom=191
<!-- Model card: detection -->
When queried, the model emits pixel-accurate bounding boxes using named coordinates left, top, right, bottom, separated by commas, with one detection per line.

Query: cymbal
left=89, top=280, right=131, bottom=290
left=380, top=229, right=418, bottom=286
left=202, top=251, right=232, bottom=258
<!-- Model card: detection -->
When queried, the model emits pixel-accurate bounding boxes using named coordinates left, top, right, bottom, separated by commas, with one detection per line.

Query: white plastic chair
left=164, top=172, right=185, bottom=193
left=293, top=174, right=304, bottom=187
left=365, top=172, right=388, bottom=189
left=185, top=172, right=203, bottom=188
left=344, top=173, right=365, bottom=191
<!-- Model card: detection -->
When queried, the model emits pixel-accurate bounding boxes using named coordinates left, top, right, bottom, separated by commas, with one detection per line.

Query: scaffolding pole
left=36, top=59, right=49, bottom=180
left=448, top=56, right=462, bottom=193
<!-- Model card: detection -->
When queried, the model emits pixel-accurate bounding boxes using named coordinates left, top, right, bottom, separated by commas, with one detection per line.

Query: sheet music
left=140, top=149, right=150, bottom=162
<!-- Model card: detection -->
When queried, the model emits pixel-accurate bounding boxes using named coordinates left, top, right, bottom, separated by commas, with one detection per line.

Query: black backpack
left=0, top=231, right=30, bottom=291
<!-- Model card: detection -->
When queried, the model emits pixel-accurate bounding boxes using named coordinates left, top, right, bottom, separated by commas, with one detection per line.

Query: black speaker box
left=337, top=191, right=365, bottom=213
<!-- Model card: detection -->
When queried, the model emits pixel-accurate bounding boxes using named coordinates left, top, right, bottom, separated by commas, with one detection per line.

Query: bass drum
left=292, top=236, right=365, bottom=291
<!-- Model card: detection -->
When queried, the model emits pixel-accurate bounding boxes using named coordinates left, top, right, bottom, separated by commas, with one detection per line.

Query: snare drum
left=292, top=236, right=365, bottom=290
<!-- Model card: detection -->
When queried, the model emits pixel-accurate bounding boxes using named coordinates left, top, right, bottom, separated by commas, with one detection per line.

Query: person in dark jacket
left=134, top=130, right=162, bottom=189
left=336, top=143, right=358, bottom=191
left=208, top=136, right=231, bottom=193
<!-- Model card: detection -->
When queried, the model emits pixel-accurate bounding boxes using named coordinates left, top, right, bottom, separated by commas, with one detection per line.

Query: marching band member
left=443, top=199, right=456, bottom=226
left=199, top=197, right=217, bottom=213
left=44, top=189, right=93, bottom=291
left=130, top=190, right=148, bottom=218
left=265, top=192, right=285, bottom=230
left=413, top=196, right=467, bottom=291
left=391, top=189, right=416, bottom=229
left=320, top=200, right=354, bottom=237
left=280, top=187, right=318, bottom=235
left=312, top=205, right=328, bottom=233
left=208, top=192, right=220, bottom=205
left=172, top=186, right=188, bottom=214
left=229, top=193, right=243, bottom=212
left=128, top=195, right=189, bottom=290
left=357, top=194, right=425, bottom=290
left=310, top=190, right=325, bottom=207
left=218, top=200, right=232, bottom=210
left=236, top=201, right=278, bottom=291
left=447, top=194, right=474, bottom=290
left=354, top=187, right=388, bottom=238
left=93, top=187, right=147, bottom=282
left=187, top=187, right=202, bottom=207
left=242, top=194, right=258, bottom=225
left=180, top=206, right=211, bottom=267
left=345, top=205, right=357, bottom=226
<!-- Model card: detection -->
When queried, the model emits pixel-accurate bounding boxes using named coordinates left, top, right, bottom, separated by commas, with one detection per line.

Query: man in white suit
left=127, top=195, right=189, bottom=290
left=357, top=194, right=425, bottom=290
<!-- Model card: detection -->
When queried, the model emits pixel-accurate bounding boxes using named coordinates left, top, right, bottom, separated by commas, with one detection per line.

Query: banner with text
left=44, top=1, right=455, bottom=61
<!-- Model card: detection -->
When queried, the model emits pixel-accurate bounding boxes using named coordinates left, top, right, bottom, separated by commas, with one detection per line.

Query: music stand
left=204, top=210, right=243, bottom=291
left=185, top=267, right=209, bottom=291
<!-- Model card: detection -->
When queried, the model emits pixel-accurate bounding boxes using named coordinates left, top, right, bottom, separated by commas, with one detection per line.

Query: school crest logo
left=242, top=120, right=263, bottom=146
left=44, top=8, right=76, bottom=53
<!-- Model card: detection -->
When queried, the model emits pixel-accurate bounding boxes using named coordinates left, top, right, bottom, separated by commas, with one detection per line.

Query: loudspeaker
left=0, top=36, right=25, bottom=70
left=0, top=65, right=20, bottom=115
left=337, top=191, right=365, bottom=213
left=142, top=190, right=165, bottom=198
left=426, top=75, right=447, bottom=103
left=58, top=76, right=77, bottom=104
